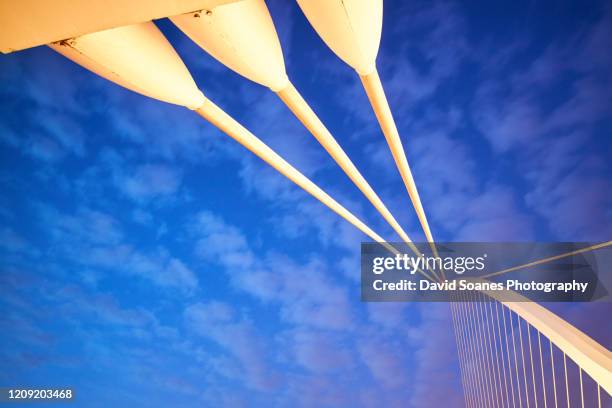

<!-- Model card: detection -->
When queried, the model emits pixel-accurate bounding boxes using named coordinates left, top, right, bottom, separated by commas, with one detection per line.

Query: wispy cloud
left=117, top=163, right=183, bottom=201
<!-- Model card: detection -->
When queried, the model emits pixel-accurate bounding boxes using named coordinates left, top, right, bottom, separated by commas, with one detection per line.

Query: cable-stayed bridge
left=1, top=1, right=609, bottom=406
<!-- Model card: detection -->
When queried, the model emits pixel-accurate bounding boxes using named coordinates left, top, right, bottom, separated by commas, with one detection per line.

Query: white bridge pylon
left=170, top=0, right=424, bottom=261
left=48, top=21, right=399, bottom=257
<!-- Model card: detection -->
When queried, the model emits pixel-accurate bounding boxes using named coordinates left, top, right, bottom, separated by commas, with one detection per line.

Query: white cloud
left=471, top=11, right=612, bottom=241
left=286, top=329, right=355, bottom=374
left=37, top=205, right=124, bottom=245
left=185, top=301, right=281, bottom=391
left=190, top=210, right=356, bottom=330
left=34, top=204, right=199, bottom=293
left=118, top=164, right=183, bottom=202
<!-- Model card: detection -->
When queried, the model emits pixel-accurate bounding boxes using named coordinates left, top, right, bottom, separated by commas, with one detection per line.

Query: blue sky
left=0, top=0, right=610, bottom=406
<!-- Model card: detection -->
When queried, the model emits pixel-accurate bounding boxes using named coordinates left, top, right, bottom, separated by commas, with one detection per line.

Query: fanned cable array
left=451, top=286, right=612, bottom=408
left=449, top=244, right=612, bottom=408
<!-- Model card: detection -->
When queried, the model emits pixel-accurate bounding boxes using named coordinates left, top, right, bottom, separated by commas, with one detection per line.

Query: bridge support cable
left=510, top=310, right=524, bottom=408
left=471, top=292, right=493, bottom=407
left=579, top=368, right=585, bottom=408
left=494, top=301, right=511, bottom=407
left=486, top=296, right=506, bottom=407
left=450, top=297, right=473, bottom=407
left=194, top=102, right=429, bottom=269
left=482, top=241, right=612, bottom=280
left=359, top=71, right=438, bottom=259
left=518, top=316, right=531, bottom=407
left=480, top=293, right=501, bottom=407
left=452, top=295, right=472, bottom=407
left=275, top=83, right=438, bottom=277
left=526, top=324, right=538, bottom=408
left=488, top=294, right=505, bottom=406
left=550, top=339, right=559, bottom=408
left=563, top=353, right=570, bottom=408
left=458, top=290, right=487, bottom=406
left=537, top=331, right=548, bottom=408
left=294, top=0, right=439, bottom=257
left=460, top=293, right=484, bottom=407
left=502, top=302, right=518, bottom=408
left=477, top=292, right=495, bottom=407
left=598, top=384, right=602, bottom=407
